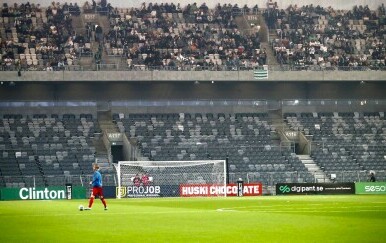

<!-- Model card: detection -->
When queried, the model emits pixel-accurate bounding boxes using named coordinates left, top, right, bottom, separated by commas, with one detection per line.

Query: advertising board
left=276, top=183, right=355, bottom=195
left=0, top=186, right=86, bottom=200
left=355, top=182, right=386, bottom=195
left=180, top=183, right=262, bottom=197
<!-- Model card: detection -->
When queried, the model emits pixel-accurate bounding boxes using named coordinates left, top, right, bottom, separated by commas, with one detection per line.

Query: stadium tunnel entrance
left=111, top=144, right=124, bottom=163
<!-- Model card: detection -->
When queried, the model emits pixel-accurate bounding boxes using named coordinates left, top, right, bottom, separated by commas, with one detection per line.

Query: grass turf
left=0, top=195, right=385, bottom=242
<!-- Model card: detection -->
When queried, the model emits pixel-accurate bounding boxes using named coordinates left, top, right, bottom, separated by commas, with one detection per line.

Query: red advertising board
left=180, top=183, right=262, bottom=197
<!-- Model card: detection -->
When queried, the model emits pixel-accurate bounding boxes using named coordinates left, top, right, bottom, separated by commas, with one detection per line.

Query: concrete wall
left=1, top=70, right=385, bottom=82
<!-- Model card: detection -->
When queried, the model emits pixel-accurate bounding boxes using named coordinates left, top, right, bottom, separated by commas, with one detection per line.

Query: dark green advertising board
left=355, top=182, right=386, bottom=195
left=0, top=186, right=87, bottom=200
left=276, top=183, right=355, bottom=195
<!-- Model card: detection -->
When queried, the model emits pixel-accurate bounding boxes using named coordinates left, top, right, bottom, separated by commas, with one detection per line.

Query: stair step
left=304, top=164, right=318, bottom=168
left=305, top=168, right=321, bottom=172
left=302, top=160, right=314, bottom=163
left=79, top=57, right=94, bottom=66
left=295, top=154, right=331, bottom=182
left=71, top=16, right=86, bottom=35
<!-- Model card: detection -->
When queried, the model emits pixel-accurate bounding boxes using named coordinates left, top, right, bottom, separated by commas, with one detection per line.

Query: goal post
left=115, top=160, right=227, bottom=198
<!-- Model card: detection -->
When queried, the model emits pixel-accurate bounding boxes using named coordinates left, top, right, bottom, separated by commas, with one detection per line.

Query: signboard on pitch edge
left=276, top=183, right=355, bottom=195
left=180, top=183, right=262, bottom=197
left=355, top=182, right=386, bottom=194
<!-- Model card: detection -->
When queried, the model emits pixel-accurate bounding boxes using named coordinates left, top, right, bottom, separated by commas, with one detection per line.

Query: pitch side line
left=0, top=210, right=216, bottom=218
left=1, top=206, right=385, bottom=217
left=217, top=209, right=386, bottom=213
left=216, top=204, right=386, bottom=212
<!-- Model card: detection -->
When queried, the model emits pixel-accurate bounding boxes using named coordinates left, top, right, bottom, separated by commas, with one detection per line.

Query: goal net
left=115, top=160, right=227, bottom=198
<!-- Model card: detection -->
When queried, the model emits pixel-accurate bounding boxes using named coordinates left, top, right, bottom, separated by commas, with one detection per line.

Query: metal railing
left=2, top=98, right=383, bottom=110
left=1, top=63, right=386, bottom=72
left=1, top=64, right=385, bottom=82
left=310, top=142, right=386, bottom=151
left=1, top=174, right=117, bottom=188
left=2, top=170, right=381, bottom=191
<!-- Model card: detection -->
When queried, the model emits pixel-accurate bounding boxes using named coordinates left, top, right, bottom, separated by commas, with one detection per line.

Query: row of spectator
left=0, top=2, right=92, bottom=71
left=265, top=2, right=386, bottom=69
left=103, top=2, right=263, bottom=70
left=1, top=1, right=386, bottom=71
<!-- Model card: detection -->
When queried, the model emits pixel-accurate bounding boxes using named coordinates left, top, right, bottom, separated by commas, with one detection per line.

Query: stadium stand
left=0, top=112, right=101, bottom=187
left=112, top=112, right=313, bottom=185
left=285, top=111, right=386, bottom=182
left=1, top=2, right=385, bottom=72
left=0, top=2, right=276, bottom=71
left=0, top=2, right=87, bottom=71
left=104, top=2, right=261, bottom=71
left=0, top=102, right=385, bottom=190
left=0, top=1, right=385, bottom=194
left=265, top=3, right=386, bottom=70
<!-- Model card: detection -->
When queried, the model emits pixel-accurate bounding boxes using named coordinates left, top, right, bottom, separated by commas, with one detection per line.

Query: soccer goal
left=115, top=160, right=227, bottom=198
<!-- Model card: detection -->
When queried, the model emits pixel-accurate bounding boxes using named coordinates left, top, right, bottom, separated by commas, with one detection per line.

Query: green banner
left=355, top=182, right=386, bottom=195
left=0, top=186, right=87, bottom=201
left=72, top=186, right=88, bottom=199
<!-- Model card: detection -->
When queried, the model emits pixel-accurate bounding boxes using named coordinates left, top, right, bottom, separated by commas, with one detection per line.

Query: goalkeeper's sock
left=88, top=197, right=94, bottom=208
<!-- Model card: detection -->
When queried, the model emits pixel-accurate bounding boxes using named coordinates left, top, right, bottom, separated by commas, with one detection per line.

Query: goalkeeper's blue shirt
left=92, top=170, right=102, bottom=187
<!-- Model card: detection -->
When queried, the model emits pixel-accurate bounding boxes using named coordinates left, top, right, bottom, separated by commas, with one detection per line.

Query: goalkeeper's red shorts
left=92, top=187, right=104, bottom=197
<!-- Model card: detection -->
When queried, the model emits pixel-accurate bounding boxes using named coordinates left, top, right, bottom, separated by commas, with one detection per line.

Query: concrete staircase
left=71, top=15, right=87, bottom=36
left=233, top=14, right=278, bottom=68
left=260, top=42, right=278, bottom=66
left=236, top=13, right=279, bottom=66
left=234, top=15, right=253, bottom=35
left=94, top=110, right=117, bottom=173
left=257, top=15, right=268, bottom=42
left=95, top=14, right=123, bottom=67
left=297, top=155, right=331, bottom=183
left=92, top=133, right=114, bottom=173
left=98, top=110, right=118, bottom=133
left=268, top=29, right=278, bottom=44
left=71, top=15, right=97, bottom=69
left=268, top=110, right=287, bottom=133
left=96, top=15, right=110, bottom=34
left=93, top=137, right=107, bottom=156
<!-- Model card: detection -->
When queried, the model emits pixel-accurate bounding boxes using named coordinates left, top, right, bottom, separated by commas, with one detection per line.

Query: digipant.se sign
left=276, top=183, right=355, bottom=195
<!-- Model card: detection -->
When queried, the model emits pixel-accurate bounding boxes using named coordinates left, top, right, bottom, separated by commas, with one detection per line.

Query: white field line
left=217, top=209, right=386, bottom=213
left=1, top=206, right=385, bottom=218
left=215, top=201, right=386, bottom=211
left=2, top=201, right=386, bottom=217
left=0, top=210, right=214, bottom=217
left=217, top=204, right=386, bottom=212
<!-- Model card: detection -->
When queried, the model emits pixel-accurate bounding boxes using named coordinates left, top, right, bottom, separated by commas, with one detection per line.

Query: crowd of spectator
left=1, top=1, right=385, bottom=71
left=264, top=1, right=386, bottom=70
left=0, top=2, right=87, bottom=71
left=104, top=2, right=262, bottom=71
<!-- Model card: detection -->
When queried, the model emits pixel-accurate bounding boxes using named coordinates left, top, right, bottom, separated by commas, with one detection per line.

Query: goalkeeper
left=86, top=164, right=108, bottom=210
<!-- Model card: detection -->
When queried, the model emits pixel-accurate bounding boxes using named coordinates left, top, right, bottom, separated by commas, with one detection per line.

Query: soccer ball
left=79, top=205, right=84, bottom=211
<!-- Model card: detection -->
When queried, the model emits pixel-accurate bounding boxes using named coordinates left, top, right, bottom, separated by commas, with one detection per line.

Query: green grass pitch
left=0, top=195, right=385, bottom=242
